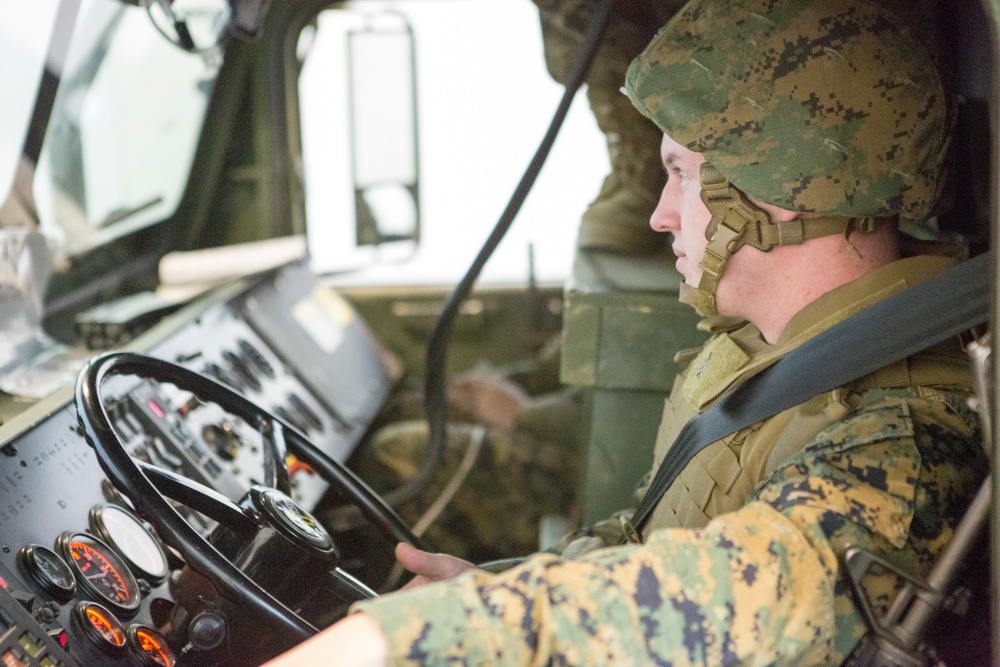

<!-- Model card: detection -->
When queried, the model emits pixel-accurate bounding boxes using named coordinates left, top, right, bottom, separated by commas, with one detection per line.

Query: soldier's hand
left=448, top=372, right=527, bottom=430
left=396, top=542, right=480, bottom=589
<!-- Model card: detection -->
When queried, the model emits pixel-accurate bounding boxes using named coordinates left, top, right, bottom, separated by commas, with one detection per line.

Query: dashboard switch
left=10, top=591, right=33, bottom=614
left=47, top=627, right=69, bottom=651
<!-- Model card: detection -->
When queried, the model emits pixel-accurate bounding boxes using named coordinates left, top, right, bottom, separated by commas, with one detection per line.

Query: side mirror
left=347, top=15, right=420, bottom=247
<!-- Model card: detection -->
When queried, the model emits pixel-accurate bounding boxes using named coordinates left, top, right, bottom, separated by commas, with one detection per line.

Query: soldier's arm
left=263, top=500, right=837, bottom=667
left=352, top=500, right=841, bottom=665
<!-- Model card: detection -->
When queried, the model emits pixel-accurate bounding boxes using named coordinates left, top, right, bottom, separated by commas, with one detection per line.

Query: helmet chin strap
left=682, top=162, right=888, bottom=317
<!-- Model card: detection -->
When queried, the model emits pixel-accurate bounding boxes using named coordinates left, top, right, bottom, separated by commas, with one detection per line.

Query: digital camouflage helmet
left=624, top=0, right=952, bottom=315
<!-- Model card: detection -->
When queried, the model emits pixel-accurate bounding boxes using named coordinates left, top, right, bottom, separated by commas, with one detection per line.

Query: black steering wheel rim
left=74, top=351, right=421, bottom=643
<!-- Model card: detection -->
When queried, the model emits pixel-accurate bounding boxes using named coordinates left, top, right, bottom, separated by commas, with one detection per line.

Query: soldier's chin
left=678, top=263, right=701, bottom=287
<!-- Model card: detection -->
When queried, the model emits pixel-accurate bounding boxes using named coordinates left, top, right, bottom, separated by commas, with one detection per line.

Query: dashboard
left=0, top=260, right=396, bottom=666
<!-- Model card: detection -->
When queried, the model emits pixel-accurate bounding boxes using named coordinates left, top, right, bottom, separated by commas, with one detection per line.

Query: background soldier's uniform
left=352, top=252, right=986, bottom=665
left=351, top=339, right=584, bottom=563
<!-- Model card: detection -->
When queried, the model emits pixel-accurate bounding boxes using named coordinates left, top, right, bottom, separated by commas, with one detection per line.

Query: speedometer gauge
left=56, top=532, right=141, bottom=617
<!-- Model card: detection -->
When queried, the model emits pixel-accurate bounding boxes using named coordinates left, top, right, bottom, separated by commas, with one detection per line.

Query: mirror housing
left=347, top=14, right=421, bottom=247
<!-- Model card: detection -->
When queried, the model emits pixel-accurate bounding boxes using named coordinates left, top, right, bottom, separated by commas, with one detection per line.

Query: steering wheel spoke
left=326, top=566, right=377, bottom=604
left=136, top=460, right=259, bottom=538
left=258, top=416, right=292, bottom=496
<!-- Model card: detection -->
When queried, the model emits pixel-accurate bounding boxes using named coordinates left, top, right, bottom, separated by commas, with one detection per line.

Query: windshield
left=27, top=0, right=227, bottom=259
left=301, top=0, right=607, bottom=286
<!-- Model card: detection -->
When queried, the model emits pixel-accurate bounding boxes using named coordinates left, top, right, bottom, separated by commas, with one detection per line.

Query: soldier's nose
left=649, top=199, right=678, bottom=233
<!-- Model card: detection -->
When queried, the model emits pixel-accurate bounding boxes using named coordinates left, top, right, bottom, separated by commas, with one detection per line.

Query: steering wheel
left=74, top=351, right=422, bottom=659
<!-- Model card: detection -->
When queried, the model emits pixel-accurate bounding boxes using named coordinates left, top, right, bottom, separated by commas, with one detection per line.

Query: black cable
left=385, top=0, right=615, bottom=507
left=147, top=2, right=197, bottom=52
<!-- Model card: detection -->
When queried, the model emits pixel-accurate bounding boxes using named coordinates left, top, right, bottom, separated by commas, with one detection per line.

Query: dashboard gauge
left=287, top=392, right=323, bottom=432
left=72, top=601, right=127, bottom=655
left=201, top=423, right=240, bottom=461
left=57, top=532, right=141, bottom=617
left=223, top=350, right=261, bottom=392
left=128, top=625, right=176, bottom=666
left=239, top=338, right=275, bottom=379
left=17, top=545, right=76, bottom=602
left=274, top=406, right=308, bottom=435
left=205, top=362, right=242, bottom=391
left=90, top=505, right=169, bottom=584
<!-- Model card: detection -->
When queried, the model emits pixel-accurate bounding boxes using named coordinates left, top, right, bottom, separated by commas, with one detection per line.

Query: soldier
left=266, top=0, right=987, bottom=664
left=532, top=0, right=684, bottom=255
left=348, top=341, right=585, bottom=565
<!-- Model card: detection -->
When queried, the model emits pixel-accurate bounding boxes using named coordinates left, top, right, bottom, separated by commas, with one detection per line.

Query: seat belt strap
left=631, top=251, right=992, bottom=533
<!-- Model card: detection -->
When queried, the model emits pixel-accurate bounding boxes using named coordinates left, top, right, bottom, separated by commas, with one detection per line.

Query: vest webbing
left=631, top=251, right=992, bottom=534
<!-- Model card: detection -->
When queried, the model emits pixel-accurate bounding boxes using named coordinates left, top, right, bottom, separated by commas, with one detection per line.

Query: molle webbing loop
left=699, top=164, right=890, bottom=253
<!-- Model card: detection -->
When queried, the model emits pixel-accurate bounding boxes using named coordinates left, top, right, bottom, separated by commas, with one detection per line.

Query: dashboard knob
left=188, top=611, right=227, bottom=650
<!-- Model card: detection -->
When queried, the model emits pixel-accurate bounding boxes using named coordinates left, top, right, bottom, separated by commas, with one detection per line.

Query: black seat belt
left=631, top=251, right=992, bottom=533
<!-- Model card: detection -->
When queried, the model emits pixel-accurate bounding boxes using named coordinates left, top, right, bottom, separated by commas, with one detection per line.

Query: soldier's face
left=650, top=134, right=712, bottom=288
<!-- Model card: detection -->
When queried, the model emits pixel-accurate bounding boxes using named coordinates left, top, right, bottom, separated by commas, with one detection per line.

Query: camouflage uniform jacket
left=354, top=254, right=987, bottom=665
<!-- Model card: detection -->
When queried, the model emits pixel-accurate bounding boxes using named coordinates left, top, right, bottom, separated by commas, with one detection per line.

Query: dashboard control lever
left=149, top=436, right=184, bottom=469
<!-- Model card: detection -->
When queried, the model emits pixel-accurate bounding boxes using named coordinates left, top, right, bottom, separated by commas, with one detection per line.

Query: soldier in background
left=533, top=0, right=684, bottom=255
left=349, top=338, right=584, bottom=564
left=269, top=0, right=988, bottom=663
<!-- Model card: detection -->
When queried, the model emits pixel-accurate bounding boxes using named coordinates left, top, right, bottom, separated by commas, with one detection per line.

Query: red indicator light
left=148, top=401, right=165, bottom=419
left=0, top=575, right=9, bottom=589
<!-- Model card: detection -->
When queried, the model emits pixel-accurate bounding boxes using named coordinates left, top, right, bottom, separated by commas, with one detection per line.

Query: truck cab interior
left=0, top=0, right=995, bottom=665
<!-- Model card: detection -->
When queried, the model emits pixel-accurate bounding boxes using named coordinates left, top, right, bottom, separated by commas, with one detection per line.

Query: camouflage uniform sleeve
left=353, top=389, right=984, bottom=666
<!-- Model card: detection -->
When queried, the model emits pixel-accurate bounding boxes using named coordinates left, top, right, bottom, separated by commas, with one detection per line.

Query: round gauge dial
left=274, top=406, right=308, bottom=434
left=128, top=625, right=176, bottom=667
left=57, top=532, right=141, bottom=616
left=18, top=545, right=76, bottom=602
left=90, top=505, right=169, bottom=584
left=72, top=601, right=127, bottom=655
